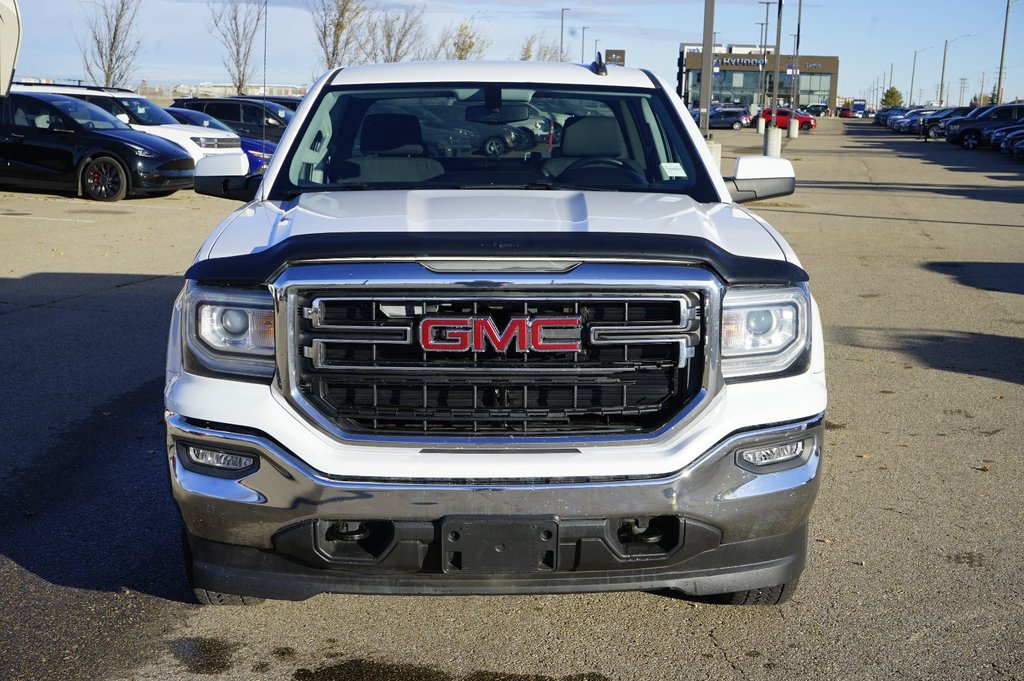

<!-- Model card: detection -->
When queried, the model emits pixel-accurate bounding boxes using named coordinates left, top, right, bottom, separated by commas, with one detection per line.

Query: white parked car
left=11, top=83, right=246, bottom=165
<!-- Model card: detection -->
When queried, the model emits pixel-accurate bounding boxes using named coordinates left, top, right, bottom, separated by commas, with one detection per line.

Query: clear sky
left=15, top=0, right=1023, bottom=104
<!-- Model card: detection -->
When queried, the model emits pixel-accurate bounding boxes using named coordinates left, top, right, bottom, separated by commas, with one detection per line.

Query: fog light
left=738, top=440, right=804, bottom=467
left=187, top=445, right=255, bottom=471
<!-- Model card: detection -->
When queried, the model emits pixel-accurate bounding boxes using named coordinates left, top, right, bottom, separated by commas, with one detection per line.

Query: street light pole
left=769, top=0, right=784, bottom=125
left=995, top=0, right=1011, bottom=104
left=581, top=26, right=589, bottom=63
left=698, top=0, right=716, bottom=139
left=908, top=45, right=932, bottom=106
left=758, top=0, right=773, bottom=111
left=939, top=34, right=969, bottom=106
left=559, top=8, right=571, bottom=62
left=790, top=0, right=802, bottom=109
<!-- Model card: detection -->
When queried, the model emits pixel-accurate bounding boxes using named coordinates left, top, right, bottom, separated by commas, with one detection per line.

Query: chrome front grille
left=289, top=291, right=705, bottom=436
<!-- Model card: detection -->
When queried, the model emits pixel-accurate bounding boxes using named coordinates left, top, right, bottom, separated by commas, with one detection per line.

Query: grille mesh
left=293, top=294, right=704, bottom=435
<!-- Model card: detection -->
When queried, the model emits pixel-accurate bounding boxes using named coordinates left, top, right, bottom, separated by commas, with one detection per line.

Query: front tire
left=732, top=121, right=742, bottom=130
left=482, top=137, right=507, bottom=156
left=193, top=588, right=264, bottom=606
left=182, top=528, right=264, bottom=606
left=961, top=130, right=980, bottom=149
left=82, top=157, right=127, bottom=202
left=716, top=580, right=799, bottom=605
left=800, top=121, right=811, bottom=131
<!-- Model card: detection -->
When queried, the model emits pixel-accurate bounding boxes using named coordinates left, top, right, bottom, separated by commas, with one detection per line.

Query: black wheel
left=182, top=528, right=264, bottom=606
left=961, top=130, right=980, bottom=149
left=482, top=136, right=507, bottom=156
left=82, top=157, right=127, bottom=201
left=193, top=588, right=265, bottom=606
left=927, top=125, right=939, bottom=139
left=715, top=580, right=799, bottom=605
left=800, top=121, right=811, bottom=131
left=731, top=121, right=743, bottom=130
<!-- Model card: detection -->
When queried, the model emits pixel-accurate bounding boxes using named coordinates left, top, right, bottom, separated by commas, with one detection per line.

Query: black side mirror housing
left=194, top=174, right=262, bottom=202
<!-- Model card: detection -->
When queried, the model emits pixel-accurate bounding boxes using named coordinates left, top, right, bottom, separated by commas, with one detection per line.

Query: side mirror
left=193, top=153, right=261, bottom=202
left=724, top=155, right=796, bottom=204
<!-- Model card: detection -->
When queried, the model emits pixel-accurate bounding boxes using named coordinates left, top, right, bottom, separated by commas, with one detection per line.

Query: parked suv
left=171, top=97, right=294, bottom=143
left=169, top=60, right=826, bottom=607
left=0, top=92, right=193, bottom=200
left=946, top=103, right=1024, bottom=148
left=11, top=83, right=244, bottom=165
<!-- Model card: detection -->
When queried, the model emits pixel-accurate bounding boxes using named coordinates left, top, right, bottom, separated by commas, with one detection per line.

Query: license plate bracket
left=441, top=517, right=558, bottom=574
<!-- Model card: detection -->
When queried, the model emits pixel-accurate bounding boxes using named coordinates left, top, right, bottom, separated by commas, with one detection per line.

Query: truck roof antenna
left=589, top=52, right=607, bottom=76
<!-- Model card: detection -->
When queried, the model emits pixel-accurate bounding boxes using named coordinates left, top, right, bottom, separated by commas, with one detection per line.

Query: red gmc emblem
left=419, top=316, right=582, bottom=352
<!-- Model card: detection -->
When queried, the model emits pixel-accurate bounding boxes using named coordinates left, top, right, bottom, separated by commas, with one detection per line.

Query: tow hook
left=620, top=517, right=663, bottom=544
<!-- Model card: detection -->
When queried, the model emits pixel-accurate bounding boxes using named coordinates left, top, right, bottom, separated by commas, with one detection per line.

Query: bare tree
left=359, top=5, right=427, bottom=64
left=432, top=18, right=491, bottom=61
left=208, top=0, right=264, bottom=94
left=517, top=32, right=566, bottom=62
left=307, top=0, right=366, bottom=71
left=517, top=34, right=537, bottom=61
left=79, top=0, right=144, bottom=88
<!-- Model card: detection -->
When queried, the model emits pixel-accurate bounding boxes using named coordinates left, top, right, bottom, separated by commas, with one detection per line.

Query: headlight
left=948, top=123, right=960, bottom=131
left=190, top=136, right=220, bottom=148
left=127, top=143, right=158, bottom=158
left=721, top=287, right=810, bottom=379
left=248, top=150, right=274, bottom=160
left=185, top=283, right=275, bottom=377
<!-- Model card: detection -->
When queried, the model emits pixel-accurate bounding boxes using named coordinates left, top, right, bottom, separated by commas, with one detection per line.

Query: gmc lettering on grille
left=419, top=316, right=582, bottom=352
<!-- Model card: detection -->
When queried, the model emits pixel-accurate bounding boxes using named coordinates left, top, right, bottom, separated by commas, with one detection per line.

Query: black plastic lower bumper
left=185, top=520, right=807, bottom=601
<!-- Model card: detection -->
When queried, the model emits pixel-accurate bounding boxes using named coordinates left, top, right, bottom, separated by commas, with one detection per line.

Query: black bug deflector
left=185, top=232, right=808, bottom=287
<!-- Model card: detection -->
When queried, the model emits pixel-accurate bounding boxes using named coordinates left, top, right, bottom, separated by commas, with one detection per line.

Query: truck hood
left=204, top=190, right=787, bottom=263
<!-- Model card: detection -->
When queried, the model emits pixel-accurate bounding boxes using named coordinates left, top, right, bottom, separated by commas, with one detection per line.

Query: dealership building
left=677, top=44, right=839, bottom=110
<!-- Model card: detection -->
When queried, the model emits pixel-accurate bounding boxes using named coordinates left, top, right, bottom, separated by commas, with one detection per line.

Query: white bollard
left=705, top=141, right=722, bottom=171
left=756, top=116, right=766, bottom=135
left=788, top=118, right=799, bottom=138
left=763, top=127, right=782, bottom=157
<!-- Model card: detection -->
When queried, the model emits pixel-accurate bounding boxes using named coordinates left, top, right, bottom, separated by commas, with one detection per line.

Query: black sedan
left=0, top=92, right=194, bottom=201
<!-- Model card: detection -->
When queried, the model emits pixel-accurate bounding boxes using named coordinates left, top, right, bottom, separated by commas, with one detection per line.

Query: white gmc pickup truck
left=166, top=59, right=826, bottom=606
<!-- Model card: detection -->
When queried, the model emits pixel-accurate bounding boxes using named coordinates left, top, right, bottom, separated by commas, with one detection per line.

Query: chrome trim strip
left=165, top=411, right=824, bottom=487
left=271, top=261, right=723, bottom=447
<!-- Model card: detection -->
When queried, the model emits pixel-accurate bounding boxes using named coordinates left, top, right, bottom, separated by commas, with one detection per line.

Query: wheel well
left=77, top=154, right=131, bottom=197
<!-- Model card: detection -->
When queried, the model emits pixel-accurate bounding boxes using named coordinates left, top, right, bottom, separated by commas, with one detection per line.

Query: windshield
left=272, top=82, right=714, bottom=200
left=115, top=97, right=177, bottom=125
left=170, top=108, right=233, bottom=132
left=50, top=98, right=130, bottom=130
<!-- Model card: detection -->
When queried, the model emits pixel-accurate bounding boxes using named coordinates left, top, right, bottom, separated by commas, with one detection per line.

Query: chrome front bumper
left=168, top=411, right=822, bottom=597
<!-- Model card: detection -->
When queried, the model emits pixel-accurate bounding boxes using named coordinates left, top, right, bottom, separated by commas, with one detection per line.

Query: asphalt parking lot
left=0, top=117, right=1022, bottom=681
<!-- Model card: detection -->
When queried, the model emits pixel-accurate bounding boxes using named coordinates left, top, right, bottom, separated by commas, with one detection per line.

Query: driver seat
left=543, top=116, right=625, bottom=177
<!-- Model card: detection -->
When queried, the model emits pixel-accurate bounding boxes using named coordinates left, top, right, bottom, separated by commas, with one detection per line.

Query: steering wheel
left=562, top=156, right=631, bottom=172
left=559, top=156, right=648, bottom=186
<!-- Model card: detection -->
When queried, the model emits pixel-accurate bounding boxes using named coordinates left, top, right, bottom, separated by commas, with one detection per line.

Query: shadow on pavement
left=926, top=261, right=1024, bottom=295
left=838, top=120, right=1024, bottom=183
left=0, top=271, right=192, bottom=604
left=830, top=326, right=1024, bottom=386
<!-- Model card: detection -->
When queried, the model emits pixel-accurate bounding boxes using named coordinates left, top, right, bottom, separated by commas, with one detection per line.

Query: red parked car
left=762, top=108, right=817, bottom=130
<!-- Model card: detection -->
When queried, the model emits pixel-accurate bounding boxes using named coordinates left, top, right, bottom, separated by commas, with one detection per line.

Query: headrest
left=560, top=116, right=623, bottom=157
left=361, top=114, right=424, bottom=156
